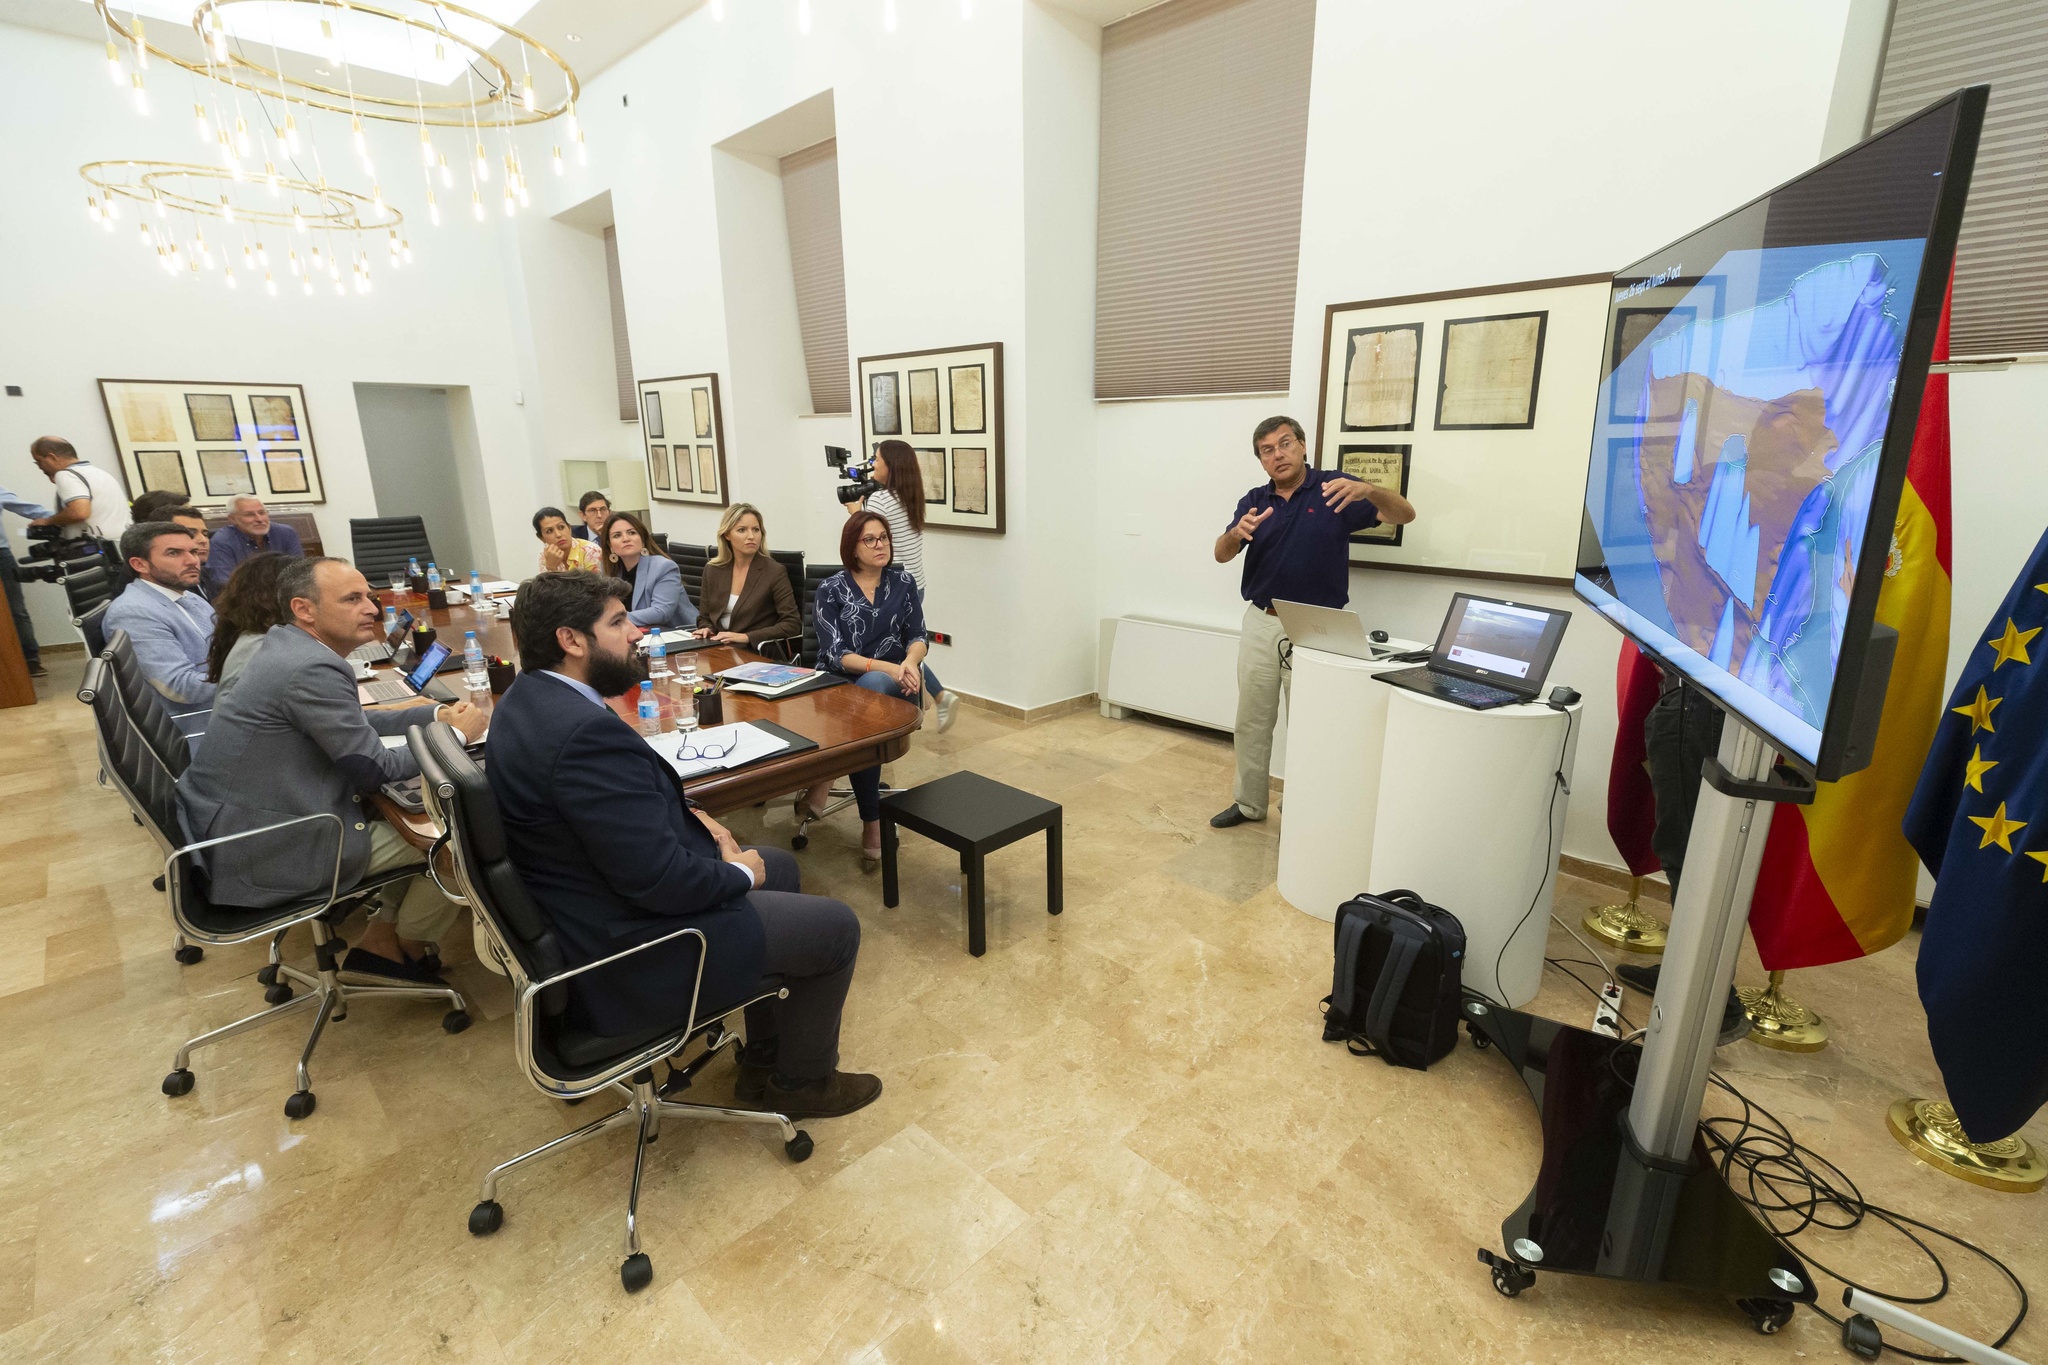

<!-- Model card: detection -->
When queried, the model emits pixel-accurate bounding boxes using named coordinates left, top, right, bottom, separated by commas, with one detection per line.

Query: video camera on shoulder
left=17, top=523, right=104, bottom=584
left=825, top=445, right=879, bottom=506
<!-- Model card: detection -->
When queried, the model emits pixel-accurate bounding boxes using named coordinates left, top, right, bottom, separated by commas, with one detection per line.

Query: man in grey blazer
left=103, top=521, right=217, bottom=707
left=177, top=556, right=488, bottom=983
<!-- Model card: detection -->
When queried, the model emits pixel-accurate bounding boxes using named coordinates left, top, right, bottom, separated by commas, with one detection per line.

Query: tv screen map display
left=1574, top=90, right=1983, bottom=776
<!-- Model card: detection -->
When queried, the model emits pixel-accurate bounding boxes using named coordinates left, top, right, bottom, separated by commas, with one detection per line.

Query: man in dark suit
left=486, top=571, right=880, bottom=1120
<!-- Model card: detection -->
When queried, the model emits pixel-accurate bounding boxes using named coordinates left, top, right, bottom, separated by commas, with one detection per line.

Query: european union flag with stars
left=1905, top=525, right=2048, bottom=1143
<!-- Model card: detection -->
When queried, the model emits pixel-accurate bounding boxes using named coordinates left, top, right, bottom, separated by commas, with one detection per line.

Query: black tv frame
left=1574, top=85, right=1987, bottom=781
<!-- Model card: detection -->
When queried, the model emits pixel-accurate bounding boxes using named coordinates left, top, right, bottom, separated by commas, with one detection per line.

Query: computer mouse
left=1369, top=629, right=1389, bottom=644
left=1547, top=685, right=1581, bottom=710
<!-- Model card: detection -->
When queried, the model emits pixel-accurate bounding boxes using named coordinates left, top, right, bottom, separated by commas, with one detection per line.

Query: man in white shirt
left=28, top=436, right=132, bottom=545
left=102, top=522, right=216, bottom=706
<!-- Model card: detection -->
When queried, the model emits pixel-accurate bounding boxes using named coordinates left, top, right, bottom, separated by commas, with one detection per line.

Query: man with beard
left=486, top=572, right=880, bottom=1119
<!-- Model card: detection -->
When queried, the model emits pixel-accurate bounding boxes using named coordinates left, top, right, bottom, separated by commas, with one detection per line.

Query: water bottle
left=647, top=627, right=670, bottom=679
left=382, top=605, right=398, bottom=636
left=408, top=556, right=421, bottom=580
left=636, top=680, right=661, bottom=737
left=463, top=630, right=487, bottom=692
left=426, top=561, right=443, bottom=592
left=469, top=569, right=483, bottom=601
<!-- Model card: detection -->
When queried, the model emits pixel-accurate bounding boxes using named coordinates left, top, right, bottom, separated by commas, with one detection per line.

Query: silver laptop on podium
left=1271, top=600, right=1383, bottom=661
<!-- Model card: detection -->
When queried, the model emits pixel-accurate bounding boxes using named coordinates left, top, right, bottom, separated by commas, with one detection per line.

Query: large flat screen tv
left=1574, top=87, right=1986, bottom=780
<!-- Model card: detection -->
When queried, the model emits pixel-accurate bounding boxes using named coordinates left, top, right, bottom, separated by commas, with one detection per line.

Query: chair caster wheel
left=284, top=1091, right=317, bottom=1120
left=442, top=1010, right=471, bottom=1034
left=1738, top=1297, right=1794, bottom=1335
left=173, top=944, right=203, bottom=964
left=1470, top=1028, right=1491, bottom=1050
left=161, top=1068, right=194, bottom=1097
left=468, top=1200, right=503, bottom=1236
left=785, top=1131, right=814, bottom=1163
left=256, top=964, right=279, bottom=985
left=621, top=1252, right=653, bottom=1293
left=791, top=834, right=809, bottom=851
left=264, top=983, right=294, bottom=1005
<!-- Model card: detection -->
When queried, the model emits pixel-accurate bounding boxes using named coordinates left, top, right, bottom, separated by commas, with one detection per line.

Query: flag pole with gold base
left=1583, top=875, right=1668, bottom=954
left=1887, top=1098, right=2045, bottom=1193
left=1736, top=970, right=1830, bottom=1051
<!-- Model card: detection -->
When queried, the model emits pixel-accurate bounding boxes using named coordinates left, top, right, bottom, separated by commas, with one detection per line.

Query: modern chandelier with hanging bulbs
left=87, top=0, right=587, bottom=296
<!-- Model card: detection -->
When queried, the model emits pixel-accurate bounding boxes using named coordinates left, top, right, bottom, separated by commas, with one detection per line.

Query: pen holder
left=427, top=588, right=449, bottom=610
left=694, top=678, right=725, bottom=728
left=487, top=659, right=516, bottom=696
left=409, top=573, right=429, bottom=594
left=411, top=624, right=437, bottom=657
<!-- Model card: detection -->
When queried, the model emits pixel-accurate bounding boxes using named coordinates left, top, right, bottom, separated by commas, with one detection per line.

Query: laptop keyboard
left=1423, top=673, right=1521, bottom=705
left=349, top=641, right=394, bottom=663
left=360, top=679, right=415, bottom=704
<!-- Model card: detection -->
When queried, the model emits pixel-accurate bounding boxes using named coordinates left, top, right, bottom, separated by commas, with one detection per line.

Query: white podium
left=1277, top=647, right=1579, bottom=1008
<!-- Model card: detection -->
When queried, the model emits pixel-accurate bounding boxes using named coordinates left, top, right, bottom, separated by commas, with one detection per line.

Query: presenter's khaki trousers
left=1232, top=603, right=1288, bottom=820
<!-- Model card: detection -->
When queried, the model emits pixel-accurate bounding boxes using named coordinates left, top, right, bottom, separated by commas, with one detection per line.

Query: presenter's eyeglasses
left=675, top=737, right=735, bottom=763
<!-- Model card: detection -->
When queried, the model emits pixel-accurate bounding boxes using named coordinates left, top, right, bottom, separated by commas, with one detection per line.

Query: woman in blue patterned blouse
left=801, top=510, right=928, bottom=868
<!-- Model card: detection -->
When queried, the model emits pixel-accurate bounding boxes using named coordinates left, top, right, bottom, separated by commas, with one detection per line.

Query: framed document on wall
left=1311, top=275, right=1611, bottom=582
left=98, top=378, right=326, bottom=505
left=856, top=342, right=1005, bottom=533
left=640, top=373, right=728, bottom=507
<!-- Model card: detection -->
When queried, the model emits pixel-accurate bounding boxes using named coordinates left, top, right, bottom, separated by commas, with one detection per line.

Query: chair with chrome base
left=410, top=722, right=813, bottom=1294
left=82, top=655, right=471, bottom=1119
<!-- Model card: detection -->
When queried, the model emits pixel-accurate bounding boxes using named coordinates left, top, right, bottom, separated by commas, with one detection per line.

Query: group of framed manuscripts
left=640, top=373, right=729, bottom=507
left=98, top=379, right=325, bottom=505
left=857, top=342, right=1005, bottom=533
left=1312, top=274, right=1612, bottom=582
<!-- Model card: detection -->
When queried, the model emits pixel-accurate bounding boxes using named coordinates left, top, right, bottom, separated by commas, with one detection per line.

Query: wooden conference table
left=368, top=579, right=921, bottom=849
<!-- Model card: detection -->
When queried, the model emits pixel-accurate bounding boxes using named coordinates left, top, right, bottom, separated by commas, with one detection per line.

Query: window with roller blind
left=602, top=224, right=638, bottom=421
left=1871, top=0, right=2048, bottom=355
left=1094, top=0, right=1317, bottom=400
left=782, top=138, right=852, bottom=414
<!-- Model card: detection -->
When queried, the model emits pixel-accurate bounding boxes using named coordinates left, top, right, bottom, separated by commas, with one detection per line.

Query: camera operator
left=842, top=439, right=957, bottom=734
left=27, top=436, right=131, bottom=557
left=0, top=477, right=52, bottom=677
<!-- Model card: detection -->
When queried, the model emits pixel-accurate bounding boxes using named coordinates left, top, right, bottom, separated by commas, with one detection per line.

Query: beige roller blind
left=1095, top=0, right=1317, bottom=399
left=782, top=138, right=852, bottom=414
left=602, top=225, right=638, bottom=421
left=1872, top=0, right=2048, bottom=355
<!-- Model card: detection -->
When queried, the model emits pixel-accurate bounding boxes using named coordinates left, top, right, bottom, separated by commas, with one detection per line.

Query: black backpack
left=1320, top=889, right=1466, bottom=1070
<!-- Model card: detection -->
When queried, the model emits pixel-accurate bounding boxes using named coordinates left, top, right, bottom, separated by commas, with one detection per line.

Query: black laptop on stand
left=1376, top=593, right=1571, bottom=710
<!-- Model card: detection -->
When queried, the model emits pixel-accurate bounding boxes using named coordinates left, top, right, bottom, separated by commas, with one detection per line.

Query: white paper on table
left=644, top=720, right=790, bottom=779
left=477, top=580, right=520, bottom=595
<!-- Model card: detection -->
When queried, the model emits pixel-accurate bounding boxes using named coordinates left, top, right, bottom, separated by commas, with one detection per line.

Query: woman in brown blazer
left=694, top=502, right=801, bottom=651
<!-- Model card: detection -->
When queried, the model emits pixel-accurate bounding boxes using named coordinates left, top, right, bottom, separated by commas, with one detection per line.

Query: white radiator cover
left=1097, top=616, right=1285, bottom=775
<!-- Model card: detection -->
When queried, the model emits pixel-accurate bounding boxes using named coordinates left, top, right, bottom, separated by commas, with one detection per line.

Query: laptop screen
left=1431, top=594, right=1570, bottom=693
left=404, top=639, right=451, bottom=692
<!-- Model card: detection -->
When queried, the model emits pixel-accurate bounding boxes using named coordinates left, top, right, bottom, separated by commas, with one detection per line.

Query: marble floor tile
left=4, top=654, right=2044, bottom=1361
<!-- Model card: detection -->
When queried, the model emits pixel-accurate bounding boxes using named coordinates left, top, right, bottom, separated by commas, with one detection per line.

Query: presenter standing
left=1211, top=416, right=1415, bottom=828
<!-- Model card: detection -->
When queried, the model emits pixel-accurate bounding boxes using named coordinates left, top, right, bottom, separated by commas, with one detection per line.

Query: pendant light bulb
left=225, top=266, right=236, bottom=289
left=522, top=81, right=537, bottom=113
left=711, top=0, right=724, bottom=17
left=265, top=271, right=276, bottom=295
left=85, top=195, right=99, bottom=224
left=438, top=153, right=452, bottom=187
left=285, top=113, right=300, bottom=154
left=106, top=42, right=122, bottom=85
left=427, top=191, right=440, bottom=226
left=303, top=277, right=313, bottom=295
left=401, top=239, right=412, bottom=264
left=256, top=240, right=268, bottom=266
left=221, top=194, right=234, bottom=223
left=194, top=103, right=209, bottom=143
left=502, top=185, right=515, bottom=216
left=419, top=127, right=434, bottom=167
left=471, top=190, right=484, bottom=221
left=293, top=207, right=305, bottom=233
left=131, top=71, right=148, bottom=115
left=234, top=117, right=250, bottom=156
left=154, top=196, right=166, bottom=219
left=334, top=277, right=345, bottom=296
left=474, top=143, right=489, bottom=181
left=962, top=0, right=973, bottom=17
left=131, top=18, right=147, bottom=68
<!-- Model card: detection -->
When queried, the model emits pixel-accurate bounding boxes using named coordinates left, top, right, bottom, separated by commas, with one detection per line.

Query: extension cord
left=1591, top=980, right=1624, bottom=1038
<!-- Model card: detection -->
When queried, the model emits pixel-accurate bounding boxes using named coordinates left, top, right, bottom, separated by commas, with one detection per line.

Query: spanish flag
left=1747, top=285, right=1953, bottom=969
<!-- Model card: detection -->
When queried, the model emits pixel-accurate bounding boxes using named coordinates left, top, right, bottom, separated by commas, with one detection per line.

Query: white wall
left=353, top=384, right=477, bottom=572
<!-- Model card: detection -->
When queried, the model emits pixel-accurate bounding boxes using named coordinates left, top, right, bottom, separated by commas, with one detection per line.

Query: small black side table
left=880, top=771, right=1062, bottom=956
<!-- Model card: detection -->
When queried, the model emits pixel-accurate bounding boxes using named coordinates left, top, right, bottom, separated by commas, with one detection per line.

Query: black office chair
left=349, top=516, right=436, bottom=583
left=410, top=722, right=811, bottom=1293
left=755, top=549, right=807, bottom=661
left=81, top=655, right=470, bottom=1118
left=60, top=558, right=115, bottom=618
left=77, top=601, right=109, bottom=658
left=667, top=542, right=710, bottom=612
left=796, top=563, right=837, bottom=668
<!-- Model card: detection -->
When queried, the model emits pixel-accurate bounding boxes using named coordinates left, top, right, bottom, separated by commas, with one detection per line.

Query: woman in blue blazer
left=600, top=510, right=698, bottom=631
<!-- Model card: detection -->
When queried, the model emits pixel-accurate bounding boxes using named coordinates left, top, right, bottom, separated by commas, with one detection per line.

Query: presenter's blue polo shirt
left=1228, top=468, right=1379, bottom=611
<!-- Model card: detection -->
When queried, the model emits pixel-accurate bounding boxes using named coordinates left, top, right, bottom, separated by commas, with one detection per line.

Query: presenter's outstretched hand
left=1232, top=507, right=1274, bottom=543
left=1321, top=477, right=1374, bottom=511
left=438, top=700, right=488, bottom=742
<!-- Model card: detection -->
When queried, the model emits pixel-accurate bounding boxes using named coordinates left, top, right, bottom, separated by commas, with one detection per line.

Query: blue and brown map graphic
left=1592, top=244, right=1922, bottom=742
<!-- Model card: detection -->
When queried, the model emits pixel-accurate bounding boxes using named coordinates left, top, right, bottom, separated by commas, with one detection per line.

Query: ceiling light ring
left=81, top=159, right=403, bottom=233
left=94, top=0, right=580, bottom=126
